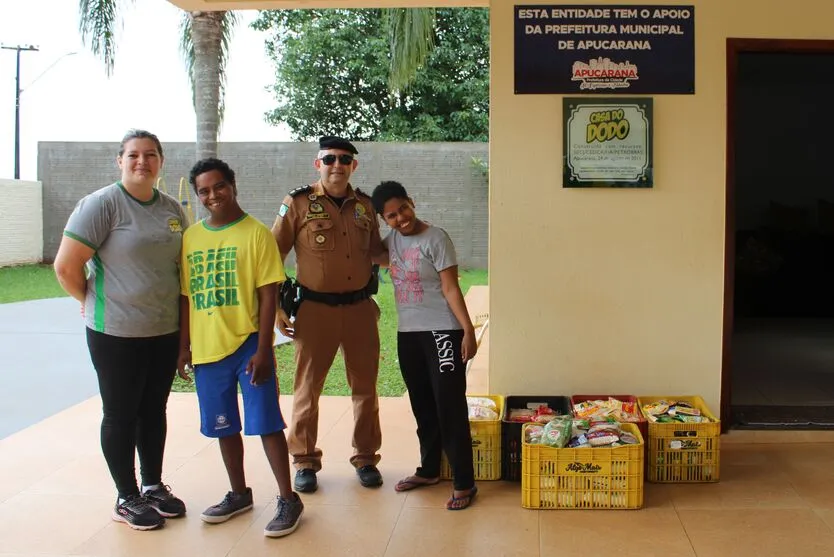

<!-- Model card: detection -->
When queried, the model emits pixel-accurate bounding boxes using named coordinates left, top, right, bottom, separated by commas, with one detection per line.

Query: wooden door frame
left=722, top=38, right=834, bottom=432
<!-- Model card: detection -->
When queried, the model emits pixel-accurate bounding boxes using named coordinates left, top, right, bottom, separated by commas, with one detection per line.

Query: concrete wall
left=38, top=142, right=488, bottom=267
left=0, top=180, right=43, bottom=266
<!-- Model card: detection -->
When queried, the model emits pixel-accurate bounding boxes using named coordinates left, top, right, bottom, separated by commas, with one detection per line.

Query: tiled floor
left=3, top=394, right=834, bottom=556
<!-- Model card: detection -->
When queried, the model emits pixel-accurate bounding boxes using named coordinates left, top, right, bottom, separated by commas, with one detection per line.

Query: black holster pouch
left=279, top=277, right=302, bottom=319
left=368, top=264, right=380, bottom=295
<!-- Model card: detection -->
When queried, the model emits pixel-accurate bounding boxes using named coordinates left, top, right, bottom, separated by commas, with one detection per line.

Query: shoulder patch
left=289, top=185, right=313, bottom=198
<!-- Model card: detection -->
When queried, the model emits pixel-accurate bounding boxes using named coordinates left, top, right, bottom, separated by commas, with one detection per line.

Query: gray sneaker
left=264, top=493, right=304, bottom=538
left=200, top=488, right=254, bottom=524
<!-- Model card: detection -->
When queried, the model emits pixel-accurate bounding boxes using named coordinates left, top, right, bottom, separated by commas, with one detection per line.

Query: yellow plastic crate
left=638, top=396, right=720, bottom=483
left=440, top=395, right=503, bottom=481
left=521, top=423, right=644, bottom=510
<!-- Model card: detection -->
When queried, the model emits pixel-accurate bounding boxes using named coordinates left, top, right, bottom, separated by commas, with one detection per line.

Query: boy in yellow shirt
left=177, top=158, right=302, bottom=537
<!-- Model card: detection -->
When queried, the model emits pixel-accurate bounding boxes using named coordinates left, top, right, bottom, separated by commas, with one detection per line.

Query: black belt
left=300, top=283, right=373, bottom=307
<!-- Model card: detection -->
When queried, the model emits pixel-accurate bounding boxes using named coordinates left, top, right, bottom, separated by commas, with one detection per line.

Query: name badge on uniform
left=306, top=212, right=330, bottom=221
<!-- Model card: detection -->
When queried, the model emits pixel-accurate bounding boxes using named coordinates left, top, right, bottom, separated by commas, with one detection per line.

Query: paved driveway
left=0, top=297, right=294, bottom=440
left=0, top=297, right=98, bottom=439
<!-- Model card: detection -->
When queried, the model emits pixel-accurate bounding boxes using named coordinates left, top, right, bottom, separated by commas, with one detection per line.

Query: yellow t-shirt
left=181, top=214, right=286, bottom=365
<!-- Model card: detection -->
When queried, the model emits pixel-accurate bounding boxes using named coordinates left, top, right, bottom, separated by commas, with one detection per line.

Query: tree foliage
left=252, top=8, right=489, bottom=142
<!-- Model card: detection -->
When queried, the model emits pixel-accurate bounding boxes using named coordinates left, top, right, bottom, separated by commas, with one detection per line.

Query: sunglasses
left=319, top=154, right=355, bottom=166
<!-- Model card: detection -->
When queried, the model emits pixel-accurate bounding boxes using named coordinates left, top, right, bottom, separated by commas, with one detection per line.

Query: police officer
left=272, top=136, right=387, bottom=493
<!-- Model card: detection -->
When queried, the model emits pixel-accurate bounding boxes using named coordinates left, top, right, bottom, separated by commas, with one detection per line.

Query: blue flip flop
left=446, top=486, right=478, bottom=510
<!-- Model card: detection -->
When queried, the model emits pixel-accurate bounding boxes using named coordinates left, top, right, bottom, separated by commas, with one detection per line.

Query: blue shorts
left=194, top=333, right=286, bottom=438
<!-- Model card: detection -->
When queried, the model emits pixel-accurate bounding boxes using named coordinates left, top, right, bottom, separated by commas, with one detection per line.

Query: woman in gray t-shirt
left=54, top=130, right=187, bottom=531
left=371, top=181, right=479, bottom=510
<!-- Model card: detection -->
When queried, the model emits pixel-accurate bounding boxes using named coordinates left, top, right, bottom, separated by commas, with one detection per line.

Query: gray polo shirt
left=64, top=182, right=186, bottom=337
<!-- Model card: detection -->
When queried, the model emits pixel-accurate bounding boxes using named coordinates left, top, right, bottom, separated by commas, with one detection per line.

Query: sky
left=0, top=0, right=291, bottom=181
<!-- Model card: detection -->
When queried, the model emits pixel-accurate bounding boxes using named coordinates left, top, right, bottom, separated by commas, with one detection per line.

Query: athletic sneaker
left=264, top=493, right=304, bottom=538
left=143, top=484, right=187, bottom=518
left=201, top=488, right=254, bottom=524
left=112, top=495, right=165, bottom=530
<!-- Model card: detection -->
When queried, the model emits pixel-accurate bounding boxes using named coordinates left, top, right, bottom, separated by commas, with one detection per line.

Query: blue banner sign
left=515, top=5, right=694, bottom=94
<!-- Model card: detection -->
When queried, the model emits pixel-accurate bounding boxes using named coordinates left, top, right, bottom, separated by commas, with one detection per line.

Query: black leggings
left=397, top=329, right=474, bottom=490
left=86, top=328, right=178, bottom=498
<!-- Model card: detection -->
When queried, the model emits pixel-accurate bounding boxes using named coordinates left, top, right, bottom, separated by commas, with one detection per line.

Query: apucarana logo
left=571, top=57, right=639, bottom=91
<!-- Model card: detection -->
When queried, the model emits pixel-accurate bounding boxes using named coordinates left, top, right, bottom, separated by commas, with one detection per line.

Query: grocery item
left=507, top=403, right=561, bottom=423
left=540, top=416, right=572, bottom=448
left=642, top=400, right=713, bottom=423
left=467, top=396, right=499, bottom=421
left=573, top=397, right=642, bottom=422
left=527, top=419, right=638, bottom=449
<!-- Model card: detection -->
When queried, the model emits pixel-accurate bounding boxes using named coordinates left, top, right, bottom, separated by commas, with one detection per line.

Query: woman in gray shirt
left=371, top=181, right=478, bottom=510
left=54, top=130, right=187, bottom=530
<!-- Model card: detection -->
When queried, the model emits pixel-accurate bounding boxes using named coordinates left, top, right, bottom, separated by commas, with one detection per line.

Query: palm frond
left=180, top=10, right=238, bottom=126
left=78, top=0, right=131, bottom=75
left=385, top=8, right=436, bottom=94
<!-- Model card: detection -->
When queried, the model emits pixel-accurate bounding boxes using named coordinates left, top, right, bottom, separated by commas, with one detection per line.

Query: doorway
left=724, top=39, right=834, bottom=428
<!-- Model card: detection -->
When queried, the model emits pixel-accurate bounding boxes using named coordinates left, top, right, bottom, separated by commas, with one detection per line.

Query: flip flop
left=446, top=486, right=478, bottom=510
left=394, top=476, right=440, bottom=493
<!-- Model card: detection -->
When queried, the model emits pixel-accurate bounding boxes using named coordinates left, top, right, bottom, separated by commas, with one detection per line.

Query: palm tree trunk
left=190, top=11, right=225, bottom=160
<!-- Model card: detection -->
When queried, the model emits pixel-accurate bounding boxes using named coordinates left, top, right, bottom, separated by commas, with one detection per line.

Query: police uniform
left=272, top=162, right=386, bottom=472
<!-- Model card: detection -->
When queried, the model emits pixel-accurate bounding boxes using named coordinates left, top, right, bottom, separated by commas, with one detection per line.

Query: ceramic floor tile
left=667, top=464, right=806, bottom=510
left=814, top=509, right=834, bottom=532
left=781, top=471, right=834, bottom=509
left=678, top=509, right=834, bottom=556
left=23, top=455, right=114, bottom=497
left=0, top=493, right=110, bottom=554
left=540, top=508, right=694, bottom=556
left=642, top=483, right=675, bottom=508
left=228, top=502, right=400, bottom=557
left=403, top=479, right=521, bottom=509
left=280, top=465, right=407, bottom=511
left=385, top=506, right=539, bottom=557
left=72, top=505, right=269, bottom=557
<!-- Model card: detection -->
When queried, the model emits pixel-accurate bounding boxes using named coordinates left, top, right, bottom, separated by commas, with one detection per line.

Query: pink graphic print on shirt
left=391, top=246, right=423, bottom=304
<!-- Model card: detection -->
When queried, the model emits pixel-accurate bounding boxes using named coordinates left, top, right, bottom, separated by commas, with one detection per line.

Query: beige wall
left=489, top=0, right=834, bottom=415
left=0, top=180, right=43, bottom=267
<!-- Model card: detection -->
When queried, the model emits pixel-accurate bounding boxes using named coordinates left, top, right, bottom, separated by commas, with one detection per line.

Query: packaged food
left=619, top=432, right=639, bottom=445
left=587, top=429, right=620, bottom=447
left=540, top=416, right=572, bottom=448
left=508, top=408, right=535, bottom=422
left=525, top=424, right=545, bottom=444
left=467, top=396, right=499, bottom=420
left=642, top=401, right=671, bottom=416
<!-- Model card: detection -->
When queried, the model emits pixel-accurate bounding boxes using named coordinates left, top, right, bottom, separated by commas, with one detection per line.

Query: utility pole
left=1, top=44, right=39, bottom=179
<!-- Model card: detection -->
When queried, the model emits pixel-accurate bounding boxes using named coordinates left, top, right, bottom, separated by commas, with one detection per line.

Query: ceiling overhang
left=167, top=0, right=487, bottom=10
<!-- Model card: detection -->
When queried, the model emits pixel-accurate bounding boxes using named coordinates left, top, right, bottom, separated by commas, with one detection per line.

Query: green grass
left=173, top=268, right=489, bottom=396
left=0, top=263, right=488, bottom=398
left=0, top=264, right=67, bottom=304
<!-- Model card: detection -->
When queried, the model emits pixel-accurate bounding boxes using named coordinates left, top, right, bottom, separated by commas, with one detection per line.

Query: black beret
left=319, top=136, right=358, bottom=155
